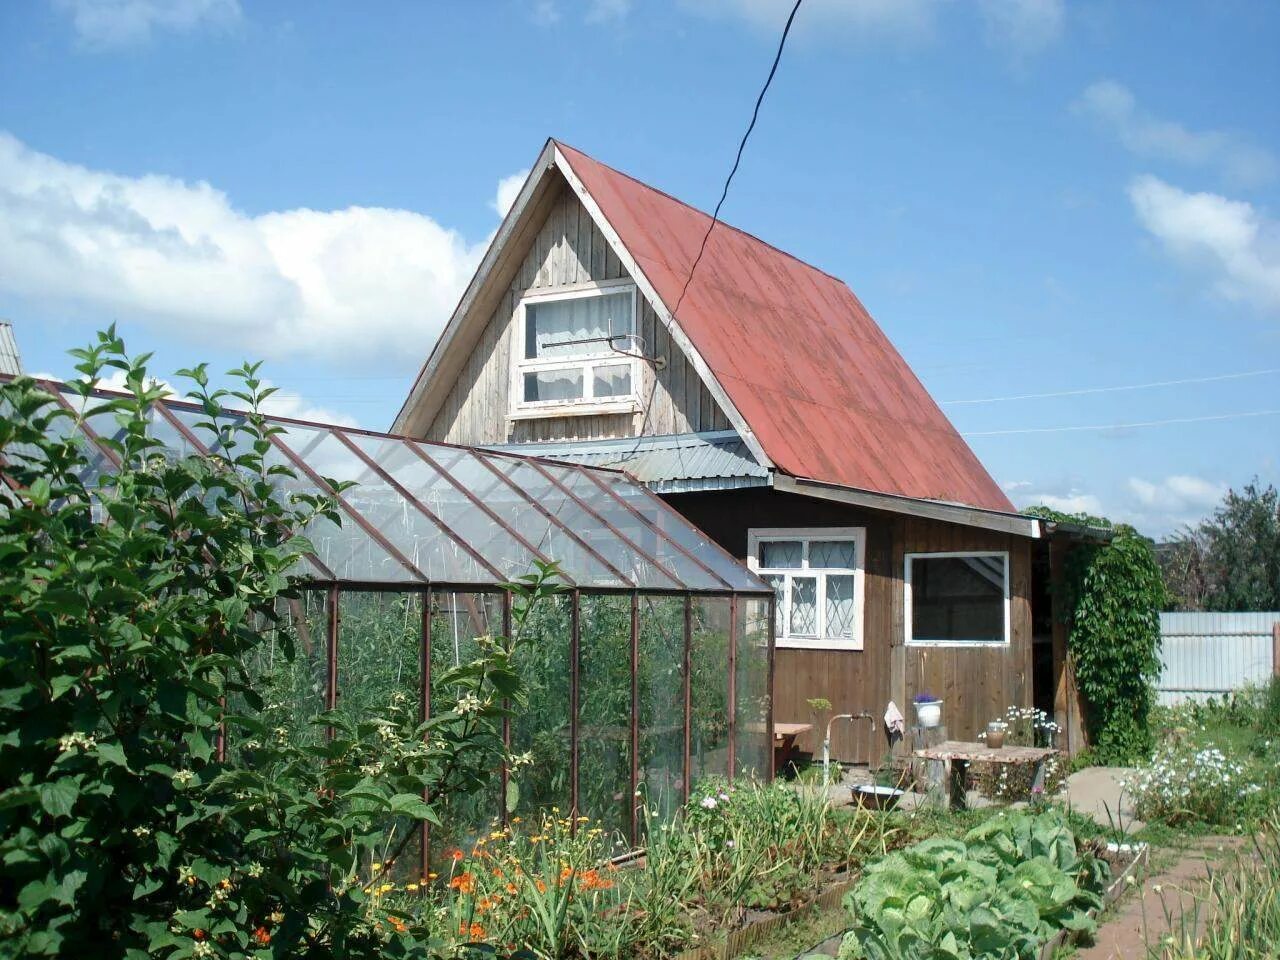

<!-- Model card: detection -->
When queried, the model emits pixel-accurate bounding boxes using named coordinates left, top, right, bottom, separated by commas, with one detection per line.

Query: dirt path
left=1075, top=838, right=1243, bottom=960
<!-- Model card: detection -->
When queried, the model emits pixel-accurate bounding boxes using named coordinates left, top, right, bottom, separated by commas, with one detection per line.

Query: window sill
left=776, top=637, right=864, bottom=651
left=905, top=640, right=1010, bottom=648
left=508, top=400, right=640, bottom=421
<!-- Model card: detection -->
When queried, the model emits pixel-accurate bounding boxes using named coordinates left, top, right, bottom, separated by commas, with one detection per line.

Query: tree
left=1161, top=480, right=1280, bottom=612
left=0, top=330, right=555, bottom=958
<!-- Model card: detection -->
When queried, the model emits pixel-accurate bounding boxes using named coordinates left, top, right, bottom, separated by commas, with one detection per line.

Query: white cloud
left=1127, top=475, right=1226, bottom=514
left=681, top=0, right=939, bottom=43
left=978, top=0, right=1063, bottom=60
left=1128, top=174, right=1280, bottom=312
left=530, top=0, right=560, bottom=25
left=0, top=131, right=494, bottom=369
left=54, top=0, right=241, bottom=48
left=1075, top=80, right=1277, bottom=187
left=492, top=169, right=530, bottom=218
left=586, top=0, right=631, bottom=22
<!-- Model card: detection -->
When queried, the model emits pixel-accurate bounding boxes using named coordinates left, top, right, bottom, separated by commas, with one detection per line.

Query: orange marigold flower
left=193, top=929, right=206, bottom=941
left=450, top=849, right=464, bottom=862
left=389, top=916, right=407, bottom=933
left=469, top=922, right=486, bottom=939
left=535, top=879, right=547, bottom=893
left=252, top=926, right=271, bottom=946
left=505, top=883, right=518, bottom=895
left=448, top=872, right=476, bottom=894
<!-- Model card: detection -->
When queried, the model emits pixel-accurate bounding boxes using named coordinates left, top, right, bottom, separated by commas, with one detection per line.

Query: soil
left=1074, top=837, right=1246, bottom=960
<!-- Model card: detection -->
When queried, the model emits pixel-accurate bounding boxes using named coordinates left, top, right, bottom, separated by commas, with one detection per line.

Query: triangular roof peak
left=396, top=139, right=1013, bottom=515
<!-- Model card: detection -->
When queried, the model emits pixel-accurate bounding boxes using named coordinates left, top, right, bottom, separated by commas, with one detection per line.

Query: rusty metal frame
left=500, top=591, right=512, bottom=825
left=405, top=443, right=570, bottom=584
left=767, top=593, right=777, bottom=782
left=569, top=588, right=581, bottom=820
left=45, top=384, right=124, bottom=471
left=329, top=429, right=505, bottom=583
left=575, top=467, right=735, bottom=591
left=682, top=594, right=692, bottom=807
left=471, top=452, right=636, bottom=588
left=523, top=458, right=684, bottom=591
left=629, top=591, right=640, bottom=845
left=326, top=584, right=339, bottom=740
left=420, top=591, right=432, bottom=881
left=267, top=431, right=426, bottom=584
left=728, top=594, right=738, bottom=779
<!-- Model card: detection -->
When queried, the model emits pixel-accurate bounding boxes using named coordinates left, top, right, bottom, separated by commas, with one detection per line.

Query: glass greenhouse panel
left=690, top=597, right=731, bottom=788
left=227, top=590, right=329, bottom=758
left=735, top=597, right=773, bottom=780
left=477, top=455, right=648, bottom=589
left=336, top=591, right=424, bottom=885
left=352, top=438, right=543, bottom=581
left=547, top=466, right=723, bottom=592
left=637, top=595, right=686, bottom=824
left=591, top=471, right=766, bottom=591
left=429, top=591, right=504, bottom=866
left=576, top=594, right=633, bottom=839
left=508, top=592, right=573, bottom=819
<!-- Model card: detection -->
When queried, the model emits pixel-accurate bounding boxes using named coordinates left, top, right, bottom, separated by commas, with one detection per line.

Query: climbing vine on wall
left=1025, top=508, right=1166, bottom=764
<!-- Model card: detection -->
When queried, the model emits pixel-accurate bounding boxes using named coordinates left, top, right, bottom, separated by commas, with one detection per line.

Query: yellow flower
left=405, top=883, right=419, bottom=892
left=378, top=883, right=394, bottom=894
left=372, top=862, right=383, bottom=870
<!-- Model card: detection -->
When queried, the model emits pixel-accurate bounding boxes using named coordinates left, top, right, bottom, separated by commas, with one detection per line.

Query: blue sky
left=2, top=0, right=1277, bottom=537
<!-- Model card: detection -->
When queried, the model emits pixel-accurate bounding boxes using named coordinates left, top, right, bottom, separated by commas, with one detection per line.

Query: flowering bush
left=971, top=706, right=1066, bottom=803
left=1125, top=743, right=1267, bottom=827
left=0, top=334, right=556, bottom=958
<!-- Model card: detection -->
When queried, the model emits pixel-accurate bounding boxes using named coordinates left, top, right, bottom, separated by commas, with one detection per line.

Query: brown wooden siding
left=665, top=488, right=1034, bottom=763
left=426, top=180, right=730, bottom=445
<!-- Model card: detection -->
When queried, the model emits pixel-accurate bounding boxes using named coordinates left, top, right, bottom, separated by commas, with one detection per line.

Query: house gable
left=422, top=177, right=733, bottom=445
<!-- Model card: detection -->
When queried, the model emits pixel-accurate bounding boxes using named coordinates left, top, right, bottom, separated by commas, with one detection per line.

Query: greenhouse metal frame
left=26, top=379, right=777, bottom=872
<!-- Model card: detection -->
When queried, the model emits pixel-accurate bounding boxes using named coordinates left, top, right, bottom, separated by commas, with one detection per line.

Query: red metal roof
left=556, top=142, right=1015, bottom=514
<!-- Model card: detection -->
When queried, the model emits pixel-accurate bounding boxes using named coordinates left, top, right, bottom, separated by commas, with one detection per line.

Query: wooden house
left=393, top=140, right=1075, bottom=763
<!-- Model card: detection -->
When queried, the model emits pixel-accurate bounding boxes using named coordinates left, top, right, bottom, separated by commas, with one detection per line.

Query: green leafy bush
left=0, top=332, right=553, bottom=958
left=1024, top=508, right=1165, bottom=764
left=838, top=810, right=1109, bottom=960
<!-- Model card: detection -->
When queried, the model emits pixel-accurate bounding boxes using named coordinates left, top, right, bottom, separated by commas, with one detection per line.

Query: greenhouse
left=32, top=379, right=776, bottom=875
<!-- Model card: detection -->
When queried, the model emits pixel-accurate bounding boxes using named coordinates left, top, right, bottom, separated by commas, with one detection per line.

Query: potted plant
left=912, top=692, right=943, bottom=729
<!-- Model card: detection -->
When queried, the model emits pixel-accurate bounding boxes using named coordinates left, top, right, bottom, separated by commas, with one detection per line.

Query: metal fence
left=1157, top=611, right=1280, bottom=705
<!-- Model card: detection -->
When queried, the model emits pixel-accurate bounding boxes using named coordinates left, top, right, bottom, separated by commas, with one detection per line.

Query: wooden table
left=773, top=722, right=813, bottom=773
left=913, top=740, right=1059, bottom=809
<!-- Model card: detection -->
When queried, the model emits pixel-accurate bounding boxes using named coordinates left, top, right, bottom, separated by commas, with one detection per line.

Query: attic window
left=512, top=282, right=639, bottom=416
left=905, top=552, right=1010, bottom=646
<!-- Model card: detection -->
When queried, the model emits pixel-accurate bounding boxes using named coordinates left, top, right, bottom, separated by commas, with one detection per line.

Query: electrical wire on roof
left=615, top=0, right=804, bottom=467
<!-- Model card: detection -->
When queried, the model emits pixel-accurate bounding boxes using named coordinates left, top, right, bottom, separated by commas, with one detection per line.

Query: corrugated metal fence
left=1157, top=612, right=1280, bottom=705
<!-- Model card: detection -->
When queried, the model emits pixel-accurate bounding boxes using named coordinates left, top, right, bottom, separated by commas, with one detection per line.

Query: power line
left=617, top=0, right=802, bottom=466
left=964, top=408, right=1280, bottom=437
left=943, top=367, right=1280, bottom=406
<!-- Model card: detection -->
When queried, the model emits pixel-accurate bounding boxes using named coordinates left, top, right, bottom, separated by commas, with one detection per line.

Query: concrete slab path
left=1060, top=766, right=1145, bottom=832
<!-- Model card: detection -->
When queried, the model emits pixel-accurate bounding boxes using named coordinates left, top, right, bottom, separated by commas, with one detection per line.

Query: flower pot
left=914, top=699, right=943, bottom=729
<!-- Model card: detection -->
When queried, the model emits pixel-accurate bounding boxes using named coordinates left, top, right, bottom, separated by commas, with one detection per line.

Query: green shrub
left=0, top=332, right=553, bottom=958
left=838, top=810, right=1109, bottom=960
left=1124, top=741, right=1274, bottom=829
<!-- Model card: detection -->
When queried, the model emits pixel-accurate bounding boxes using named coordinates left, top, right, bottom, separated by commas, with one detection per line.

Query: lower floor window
left=747, top=528, right=865, bottom=650
left=905, top=551, right=1010, bottom=645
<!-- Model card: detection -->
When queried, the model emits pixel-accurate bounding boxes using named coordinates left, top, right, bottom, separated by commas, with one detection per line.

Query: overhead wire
left=963, top=408, right=1280, bottom=437
left=942, top=367, right=1280, bottom=406
left=614, top=0, right=803, bottom=467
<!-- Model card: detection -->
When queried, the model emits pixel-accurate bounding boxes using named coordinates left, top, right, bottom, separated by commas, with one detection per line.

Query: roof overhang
left=772, top=473, right=1043, bottom=539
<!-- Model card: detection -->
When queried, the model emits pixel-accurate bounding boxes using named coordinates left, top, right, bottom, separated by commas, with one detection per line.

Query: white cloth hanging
left=884, top=700, right=905, bottom=735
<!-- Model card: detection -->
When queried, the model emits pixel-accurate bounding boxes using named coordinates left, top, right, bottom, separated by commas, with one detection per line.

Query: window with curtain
left=515, top=285, right=639, bottom=410
left=905, top=552, right=1009, bottom=645
left=747, top=528, right=865, bottom=650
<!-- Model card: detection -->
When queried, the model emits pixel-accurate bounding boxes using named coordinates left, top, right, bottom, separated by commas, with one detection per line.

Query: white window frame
left=747, top=527, right=866, bottom=651
left=904, top=550, right=1011, bottom=647
left=510, top=280, right=640, bottom=419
